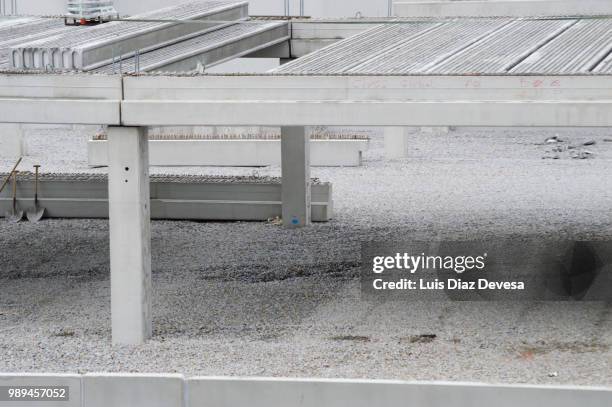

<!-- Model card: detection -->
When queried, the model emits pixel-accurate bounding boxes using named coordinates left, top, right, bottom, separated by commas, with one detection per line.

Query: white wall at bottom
left=2, top=374, right=611, bottom=407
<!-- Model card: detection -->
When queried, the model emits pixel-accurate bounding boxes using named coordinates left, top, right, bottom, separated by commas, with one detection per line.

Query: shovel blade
left=5, top=209, right=24, bottom=223
left=26, top=205, right=45, bottom=223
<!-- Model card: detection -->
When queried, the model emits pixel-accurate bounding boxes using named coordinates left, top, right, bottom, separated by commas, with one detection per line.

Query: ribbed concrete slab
left=93, top=21, right=288, bottom=74
left=273, top=16, right=612, bottom=75
left=430, top=19, right=575, bottom=74
left=274, top=22, right=440, bottom=74
left=512, top=19, right=612, bottom=74
left=9, top=0, right=248, bottom=70
left=348, top=19, right=509, bottom=74
left=0, top=18, right=70, bottom=69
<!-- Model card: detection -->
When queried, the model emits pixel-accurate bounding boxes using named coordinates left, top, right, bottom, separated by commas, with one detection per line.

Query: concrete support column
left=384, top=126, right=411, bottom=159
left=107, top=126, right=152, bottom=345
left=281, top=126, right=311, bottom=228
left=0, top=123, right=23, bottom=159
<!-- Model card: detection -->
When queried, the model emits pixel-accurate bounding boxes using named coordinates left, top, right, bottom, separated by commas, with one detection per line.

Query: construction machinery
left=65, top=0, right=117, bottom=26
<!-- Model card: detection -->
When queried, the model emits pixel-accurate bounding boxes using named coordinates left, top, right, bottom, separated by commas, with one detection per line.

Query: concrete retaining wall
left=1, top=374, right=611, bottom=407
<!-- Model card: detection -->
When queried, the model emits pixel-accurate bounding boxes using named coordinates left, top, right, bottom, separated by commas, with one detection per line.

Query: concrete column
left=384, top=126, right=411, bottom=159
left=281, top=126, right=311, bottom=228
left=0, top=123, right=23, bottom=158
left=107, top=126, right=152, bottom=345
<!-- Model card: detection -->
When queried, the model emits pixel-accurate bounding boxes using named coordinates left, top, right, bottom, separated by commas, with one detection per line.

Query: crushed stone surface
left=1, top=126, right=612, bottom=385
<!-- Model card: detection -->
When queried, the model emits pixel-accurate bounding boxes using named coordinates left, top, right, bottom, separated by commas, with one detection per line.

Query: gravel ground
left=1, top=126, right=612, bottom=385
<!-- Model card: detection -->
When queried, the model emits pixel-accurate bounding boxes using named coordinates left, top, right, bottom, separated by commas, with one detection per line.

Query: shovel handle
left=11, top=171, right=17, bottom=210
left=0, top=157, right=22, bottom=194
left=33, top=165, right=40, bottom=201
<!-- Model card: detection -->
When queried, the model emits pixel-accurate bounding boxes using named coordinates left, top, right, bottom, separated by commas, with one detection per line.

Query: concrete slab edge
left=1, top=374, right=611, bottom=407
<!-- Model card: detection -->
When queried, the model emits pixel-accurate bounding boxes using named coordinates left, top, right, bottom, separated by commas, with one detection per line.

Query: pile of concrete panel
left=0, top=172, right=333, bottom=221
left=9, top=0, right=248, bottom=71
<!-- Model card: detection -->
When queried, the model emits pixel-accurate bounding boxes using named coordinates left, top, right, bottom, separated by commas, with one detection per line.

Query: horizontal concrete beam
left=88, top=139, right=367, bottom=167
left=123, top=75, right=612, bottom=102
left=0, top=177, right=333, bottom=221
left=1, top=74, right=612, bottom=126
left=290, top=20, right=381, bottom=40
left=289, top=39, right=340, bottom=58
left=0, top=98, right=120, bottom=125
left=393, top=0, right=612, bottom=17
left=0, top=73, right=122, bottom=99
left=121, top=100, right=612, bottom=127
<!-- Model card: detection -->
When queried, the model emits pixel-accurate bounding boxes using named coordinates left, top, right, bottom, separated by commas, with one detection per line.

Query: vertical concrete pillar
left=384, top=126, right=411, bottom=159
left=0, top=123, right=23, bottom=158
left=281, top=126, right=311, bottom=228
left=107, top=126, right=152, bottom=345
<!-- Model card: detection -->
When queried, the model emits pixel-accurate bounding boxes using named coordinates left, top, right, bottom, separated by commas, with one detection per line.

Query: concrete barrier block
left=186, top=377, right=612, bottom=407
left=0, top=373, right=81, bottom=407
left=83, top=373, right=183, bottom=407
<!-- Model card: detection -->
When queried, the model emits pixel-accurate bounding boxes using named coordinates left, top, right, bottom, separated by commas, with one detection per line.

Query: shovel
left=26, top=165, right=45, bottom=222
left=0, top=157, right=22, bottom=194
left=5, top=171, right=23, bottom=223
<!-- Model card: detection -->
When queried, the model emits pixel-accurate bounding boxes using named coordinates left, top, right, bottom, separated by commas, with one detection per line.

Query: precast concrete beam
left=120, top=100, right=612, bottom=127
left=88, top=138, right=366, bottom=167
left=107, top=126, right=152, bottom=345
left=0, top=98, right=120, bottom=125
left=281, top=126, right=311, bottom=228
left=122, top=75, right=612, bottom=102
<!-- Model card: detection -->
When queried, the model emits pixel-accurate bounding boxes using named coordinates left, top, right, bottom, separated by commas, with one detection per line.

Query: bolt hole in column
left=125, top=167, right=129, bottom=171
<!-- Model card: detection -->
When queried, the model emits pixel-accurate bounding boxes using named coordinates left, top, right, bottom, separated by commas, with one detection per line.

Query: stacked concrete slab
left=0, top=173, right=333, bottom=222
left=9, top=0, right=249, bottom=71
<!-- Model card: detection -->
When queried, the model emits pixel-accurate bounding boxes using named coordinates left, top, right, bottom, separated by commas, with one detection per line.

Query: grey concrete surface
left=188, top=377, right=612, bottom=407
left=0, top=127, right=612, bottom=385
left=82, top=373, right=183, bottom=407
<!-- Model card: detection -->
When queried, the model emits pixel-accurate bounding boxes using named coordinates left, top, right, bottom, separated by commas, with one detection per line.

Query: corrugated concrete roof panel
left=348, top=19, right=510, bottom=74
left=273, top=16, right=612, bottom=76
left=429, top=19, right=576, bottom=74
left=511, top=18, right=612, bottom=74
left=274, top=22, right=441, bottom=74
